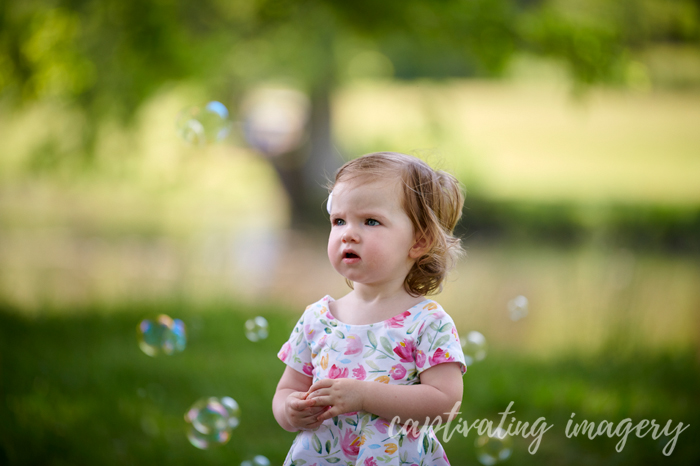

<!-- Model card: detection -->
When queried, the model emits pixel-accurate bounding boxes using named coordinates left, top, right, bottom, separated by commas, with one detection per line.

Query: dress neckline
left=320, top=295, right=433, bottom=327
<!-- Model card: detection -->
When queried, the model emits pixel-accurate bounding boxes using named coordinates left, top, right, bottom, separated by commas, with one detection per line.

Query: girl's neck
left=331, top=287, right=426, bottom=325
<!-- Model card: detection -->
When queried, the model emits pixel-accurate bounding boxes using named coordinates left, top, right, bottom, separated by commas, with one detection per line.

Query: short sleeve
left=277, top=310, right=313, bottom=377
left=414, top=308, right=467, bottom=376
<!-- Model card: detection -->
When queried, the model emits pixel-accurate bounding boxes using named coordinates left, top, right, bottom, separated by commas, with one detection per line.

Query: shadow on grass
left=1, top=300, right=698, bottom=465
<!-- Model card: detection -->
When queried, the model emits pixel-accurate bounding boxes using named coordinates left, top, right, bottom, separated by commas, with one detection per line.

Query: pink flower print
left=352, top=364, right=367, bottom=380
left=374, top=418, right=391, bottom=434
left=328, top=364, right=349, bottom=379
left=364, top=458, right=378, bottom=466
left=415, top=350, right=426, bottom=368
left=304, top=324, right=315, bottom=338
left=406, top=428, right=421, bottom=441
left=429, top=348, right=455, bottom=366
left=393, top=339, right=416, bottom=363
left=431, top=311, right=447, bottom=320
left=390, top=364, right=406, bottom=380
left=385, top=311, right=411, bottom=328
left=344, top=334, right=362, bottom=355
left=340, top=429, right=361, bottom=458
left=278, top=342, right=291, bottom=361
left=303, top=362, right=313, bottom=377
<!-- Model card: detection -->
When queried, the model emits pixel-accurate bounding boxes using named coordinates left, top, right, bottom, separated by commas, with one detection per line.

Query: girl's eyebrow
left=355, top=210, right=388, bottom=220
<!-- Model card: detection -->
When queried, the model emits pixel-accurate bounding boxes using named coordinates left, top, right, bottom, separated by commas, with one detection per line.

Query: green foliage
left=4, top=0, right=698, bottom=117
left=458, top=196, right=700, bottom=252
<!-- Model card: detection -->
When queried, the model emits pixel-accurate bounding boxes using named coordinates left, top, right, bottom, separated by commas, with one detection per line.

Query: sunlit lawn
left=334, top=81, right=700, bottom=206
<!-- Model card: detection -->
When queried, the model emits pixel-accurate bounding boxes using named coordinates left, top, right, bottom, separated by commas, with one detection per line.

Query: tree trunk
left=269, top=81, right=343, bottom=229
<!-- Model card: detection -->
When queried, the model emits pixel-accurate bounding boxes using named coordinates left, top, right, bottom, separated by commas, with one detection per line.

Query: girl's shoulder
left=300, top=295, right=335, bottom=319
left=408, top=299, right=459, bottom=329
left=412, top=299, right=450, bottom=319
left=308, top=295, right=334, bottom=309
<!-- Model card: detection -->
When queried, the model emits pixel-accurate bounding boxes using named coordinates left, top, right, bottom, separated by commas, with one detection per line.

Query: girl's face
left=327, top=178, right=422, bottom=291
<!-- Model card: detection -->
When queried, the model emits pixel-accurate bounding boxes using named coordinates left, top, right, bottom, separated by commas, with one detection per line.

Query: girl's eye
left=366, top=219, right=380, bottom=226
left=333, top=218, right=345, bottom=226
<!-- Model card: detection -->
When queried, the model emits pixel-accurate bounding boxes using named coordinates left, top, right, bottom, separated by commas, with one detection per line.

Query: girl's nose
left=341, top=228, right=359, bottom=243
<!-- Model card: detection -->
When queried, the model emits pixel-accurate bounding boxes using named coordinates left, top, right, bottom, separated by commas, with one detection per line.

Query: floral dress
left=277, top=295, right=467, bottom=466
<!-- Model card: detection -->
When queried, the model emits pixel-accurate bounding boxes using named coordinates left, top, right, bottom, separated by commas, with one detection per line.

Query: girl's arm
left=307, top=362, right=463, bottom=424
left=273, top=366, right=325, bottom=432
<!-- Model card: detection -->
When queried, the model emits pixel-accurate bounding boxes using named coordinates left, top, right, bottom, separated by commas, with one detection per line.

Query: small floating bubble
left=461, top=331, right=487, bottom=366
left=137, top=315, right=187, bottom=357
left=185, top=397, right=230, bottom=435
left=245, top=316, right=269, bottom=342
left=184, top=396, right=240, bottom=449
left=186, top=424, right=231, bottom=450
left=508, top=295, right=529, bottom=321
left=176, top=101, right=231, bottom=145
left=220, top=396, right=241, bottom=429
left=475, top=427, right=512, bottom=465
left=241, top=455, right=271, bottom=466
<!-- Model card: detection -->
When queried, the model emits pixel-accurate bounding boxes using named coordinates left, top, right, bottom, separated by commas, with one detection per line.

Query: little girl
left=273, top=152, right=467, bottom=465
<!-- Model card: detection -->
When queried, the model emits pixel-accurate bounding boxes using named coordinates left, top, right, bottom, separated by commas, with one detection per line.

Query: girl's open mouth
left=342, top=251, right=360, bottom=263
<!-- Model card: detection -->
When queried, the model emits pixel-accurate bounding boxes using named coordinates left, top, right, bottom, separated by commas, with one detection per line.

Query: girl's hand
left=306, top=378, right=365, bottom=422
left=285, top=391, right=326, bottom=431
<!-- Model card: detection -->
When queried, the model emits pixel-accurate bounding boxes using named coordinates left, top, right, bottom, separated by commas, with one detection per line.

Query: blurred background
left=1, top=0, right=699, bottom=465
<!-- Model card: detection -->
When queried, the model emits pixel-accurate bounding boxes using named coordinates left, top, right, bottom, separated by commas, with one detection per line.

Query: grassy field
left=1, top=298, right=698, bottom=466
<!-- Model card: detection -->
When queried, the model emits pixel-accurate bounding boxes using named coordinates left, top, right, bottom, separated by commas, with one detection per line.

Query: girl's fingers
left=305, top=406, right=326, bottom=416
left=308, top=379, right=332, bottom=394
left=309, top=395, right=332, bottom=407
left=291, top=398, right=316, bottom=410
left=316, top=407, right=338, bottom=422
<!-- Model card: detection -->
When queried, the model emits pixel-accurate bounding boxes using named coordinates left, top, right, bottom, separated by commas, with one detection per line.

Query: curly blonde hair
left=330, top=151, right=465, bottom=296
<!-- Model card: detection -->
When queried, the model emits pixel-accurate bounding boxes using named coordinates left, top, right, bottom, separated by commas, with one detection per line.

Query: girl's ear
left=409, top=234, right=431, bottom=259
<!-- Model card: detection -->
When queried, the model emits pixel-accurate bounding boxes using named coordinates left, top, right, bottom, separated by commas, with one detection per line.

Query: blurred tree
left=1, top=0, right=699, bottom=226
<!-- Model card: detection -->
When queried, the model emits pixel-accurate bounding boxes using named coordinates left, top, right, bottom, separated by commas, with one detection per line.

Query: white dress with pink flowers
left=277, top=295, right=467, bottom=466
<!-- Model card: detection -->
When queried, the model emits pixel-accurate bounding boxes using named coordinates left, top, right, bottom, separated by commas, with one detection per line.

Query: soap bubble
left=220, top=396, right=241, bottom=429
left=475, top=427, right=512, bottom=465
left=184, top=396, right=240, bottom=449
left=186, top=425, right=231, bottom=450
left=508, top=295, right=529, bottom=321
left=186, top=397, right=230, bottom=435
left=137, top=315, right=187, bottom=357
left=245, top=316, right=269, bottom=342
left=176, top=101, right=231, bottom=145
left=241, top=455, right=271, bottom=466
left=461, top=331, right=487, bottom=366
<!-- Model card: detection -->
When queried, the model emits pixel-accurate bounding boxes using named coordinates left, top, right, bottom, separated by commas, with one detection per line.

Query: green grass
left=1, top=299, right=698, bottom=465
